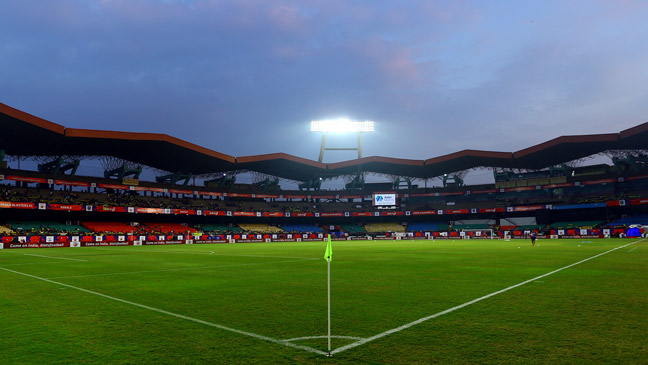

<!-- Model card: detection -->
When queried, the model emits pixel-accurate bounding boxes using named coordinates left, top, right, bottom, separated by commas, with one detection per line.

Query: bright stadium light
left=311, top=119, right=375, bottom=133
left=311, top=118, right=375, bottom=162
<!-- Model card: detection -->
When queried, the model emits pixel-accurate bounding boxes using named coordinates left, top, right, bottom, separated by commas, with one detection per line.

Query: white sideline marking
left=47, top=258, right=319, bottom=279
left=0, top=266, right=326, bottom=356
left=24, top=254, right=87, bottom=262
left=331, top=238, right=645, bottom=355
left=0, top=261, right=73, bottom=266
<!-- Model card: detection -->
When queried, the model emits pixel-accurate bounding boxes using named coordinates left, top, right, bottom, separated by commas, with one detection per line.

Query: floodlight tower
left=311, top=119, right=375, bottom=163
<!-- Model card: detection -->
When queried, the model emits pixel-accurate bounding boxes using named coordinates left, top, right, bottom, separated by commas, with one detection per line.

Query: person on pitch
left=530, top=231, right=537, bottom=246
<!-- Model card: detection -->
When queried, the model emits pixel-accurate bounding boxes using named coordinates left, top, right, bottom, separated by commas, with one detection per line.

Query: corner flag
left=324, top=234, right=332, bottom=262
left=324, top=233, right=332, bottom=356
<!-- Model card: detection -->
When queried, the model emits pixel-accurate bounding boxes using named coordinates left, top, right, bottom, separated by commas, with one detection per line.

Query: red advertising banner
left=444, top=209, right=470, bottom=214
left=341, top=195, right=363, bottom=199
left=506, top=187, right=535, bottom=192
left=410, top=193, right=436, bottom=197
left=627, top=174, right=648, bottom=181
left=313, top=195, right=336, bottom=199
left=233, top=211, right=256, bottom=217
left=0, top=201, right=36, bottom=209
left=136, top=207, right=164, bottom=214
left=320, top=212, right=343, bottom=217
left=291, top=212, right=314, bottom=217
left=54, top=180, right=90, bottom=187
left=285, top=195, right=307, bottom=199
left=134, top=186, right=166, bottom=193
left=203, top=210, right=226, bottom=216
left=98, top=183, right=129, bottom=190
left=6, top=176, right=47, bottom=183
left=438, top=191, right=465, bottom=196
left=4, top=242, right=71, bottom=249
left=169, top=189, right=193, bottom=195
left=479, top=207, right=506, bottom=213
left=172, top=209, right=195, bottom=215
left=542, top=182, right=574, bottom=189
left=49, top=204, right=83, bottom=211
left=262, top=212, right=284, bottom=217
left=352, top=212, right=373, bottom=216
left=411, top=210, right=437, bottom=215
left=472, top=189, right=498, bottom=194
left=255, top=194, right=279, bottom=199
left=513, top=205, right=544, bottom=212
left=228, top=193, right=252, bottom=198
left=95, top=206, right=127, bottom=213
left=199, top=191, right=223, bottom=197
left=582, top=178, right=615, bottom=185
left=380, top=211, right=404, bottom=216
left=629, top=198, right=648, bottom=205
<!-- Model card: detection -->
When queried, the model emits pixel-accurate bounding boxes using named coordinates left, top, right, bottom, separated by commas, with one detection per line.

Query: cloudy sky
left=1, top=0, right=647, bottom=164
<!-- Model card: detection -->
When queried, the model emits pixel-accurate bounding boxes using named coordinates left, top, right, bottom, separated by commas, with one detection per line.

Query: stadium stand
left=340, top=224, right=365, bottom=235
left=280, top=224, right=323, bottom=233
left=81, top=222, right=136, bottom=234
left=197, top=224, right=244, bottom=233
left=364, top=222, right=405, bottom=233
left=0, top=225, right=14, bottom=235
left=143, top=223, right=197, bottom=234
left=237, top=223, right=284, bottom=233
left=407, top=222, right=449, bottom=232
left=550, top=221, right=604, bottom=229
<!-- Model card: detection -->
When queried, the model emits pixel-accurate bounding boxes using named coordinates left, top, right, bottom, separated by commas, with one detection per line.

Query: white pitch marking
left=627, top=246, right=639, bottom=252
left=0, top=266, right=326, bottom=356
left=24, top=254, right=87, bottom=262
left=331, top=238, right=645, bottom=355
left=0, top=261, right=73, bottom=266
left=285, top=335, right=366, bottom=342
left=47, top=258, right=319, bottom=280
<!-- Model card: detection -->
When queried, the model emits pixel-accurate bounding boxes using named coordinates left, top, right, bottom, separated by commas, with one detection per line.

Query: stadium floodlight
left=311, top=118, right=375, bottom=163
left=311, top=119, right=375, bottom=133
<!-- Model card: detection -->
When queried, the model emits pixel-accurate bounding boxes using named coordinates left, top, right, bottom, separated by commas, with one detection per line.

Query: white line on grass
left=23, top=254, right=87, bottom=262
left=0, top=265, right=326, bottom=356
left=331, top=238, right=645, bottom=356
left=46, top=258, right=319, bottom=279
left=627, top=246, right=639, bottom=252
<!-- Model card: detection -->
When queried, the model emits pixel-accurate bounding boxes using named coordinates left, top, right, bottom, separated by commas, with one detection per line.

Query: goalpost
left=463, top=229, right=495, bottom=239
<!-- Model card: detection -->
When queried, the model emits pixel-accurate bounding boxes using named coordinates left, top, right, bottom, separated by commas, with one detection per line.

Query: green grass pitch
left=1, top=238, right=646, bottom=363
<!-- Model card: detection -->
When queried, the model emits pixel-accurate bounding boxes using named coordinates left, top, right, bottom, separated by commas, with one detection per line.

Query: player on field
left=530, top=231, right=537, bottom=246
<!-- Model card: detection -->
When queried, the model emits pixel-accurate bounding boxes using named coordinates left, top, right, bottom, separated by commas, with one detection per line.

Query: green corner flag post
left=324, top=234, right=332, bottom=356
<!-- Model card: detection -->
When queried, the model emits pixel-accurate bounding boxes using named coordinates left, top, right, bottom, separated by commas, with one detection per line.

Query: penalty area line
left=331, top=238, right=645, bottom=355
left=24, top=254, right=87, bottom=262
left=0, top=266, right=326, bottom=356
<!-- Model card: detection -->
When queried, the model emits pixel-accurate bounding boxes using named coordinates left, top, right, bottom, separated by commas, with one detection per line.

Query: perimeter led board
left=311, top=119, right=374, bottom=133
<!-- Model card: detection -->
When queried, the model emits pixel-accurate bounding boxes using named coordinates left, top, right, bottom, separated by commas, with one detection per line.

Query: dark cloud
left=1, top=0, right=647, bottom=163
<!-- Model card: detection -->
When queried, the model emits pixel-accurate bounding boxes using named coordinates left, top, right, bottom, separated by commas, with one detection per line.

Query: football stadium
left=1, top=102, right=647, bottom=363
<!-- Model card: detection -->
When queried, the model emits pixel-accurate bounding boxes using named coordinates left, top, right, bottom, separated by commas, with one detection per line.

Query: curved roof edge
left=2, top=102, right=647, bottom=180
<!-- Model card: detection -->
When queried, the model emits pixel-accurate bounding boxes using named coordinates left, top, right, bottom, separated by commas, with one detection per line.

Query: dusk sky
left=2, top=0, right=647, bottom=166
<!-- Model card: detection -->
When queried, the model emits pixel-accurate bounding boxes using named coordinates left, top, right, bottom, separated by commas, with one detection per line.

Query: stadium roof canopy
left=1, top=102, right=647, bottom=181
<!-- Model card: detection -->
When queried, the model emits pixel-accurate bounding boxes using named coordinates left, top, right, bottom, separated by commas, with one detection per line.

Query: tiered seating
left=237, top=223, right=284, bottom=233
left=454, top=223, right=490, bottom=230
left=143, top=223, right=197, bottom=234
left=0, top=225, right=14, bottom=235
left=7, top=221, right=88, bottom=233
left=364, top=222, right=405, bottom=233
left=81, top=222, right=135, bottom=233
left=280, top=224, right=323, bottom=233
left=607, top=215, right=648, bottom=226
left=551, top=221, right=604, bottom=229
left=198, top=224, right=244, bottom=233
left=340, top=224, right=365, bottom=234
left=407, top=222, right=448, bottom=231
